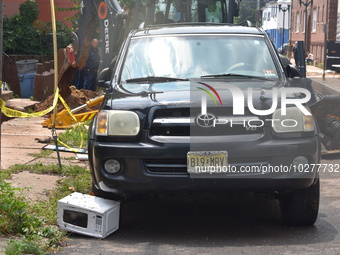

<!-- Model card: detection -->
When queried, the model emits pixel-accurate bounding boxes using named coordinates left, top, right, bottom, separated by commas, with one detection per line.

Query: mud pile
left=34, top=86, right=100, bottom=116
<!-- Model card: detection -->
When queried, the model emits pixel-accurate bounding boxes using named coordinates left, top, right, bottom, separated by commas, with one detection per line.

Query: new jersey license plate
left=187, top=151, right=228, bottom=173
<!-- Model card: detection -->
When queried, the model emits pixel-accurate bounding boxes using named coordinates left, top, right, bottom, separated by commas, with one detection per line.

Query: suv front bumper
left=89, top=132, right=321, bottom=198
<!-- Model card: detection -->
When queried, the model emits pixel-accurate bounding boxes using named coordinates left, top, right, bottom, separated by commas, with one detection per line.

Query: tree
left=234, top=0, right=269, bottom=26
left=3, top=0, right=73, bottom=55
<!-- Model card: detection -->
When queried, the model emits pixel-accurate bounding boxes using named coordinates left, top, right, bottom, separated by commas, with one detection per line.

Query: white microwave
left=57, top=192, right=120, bottom=238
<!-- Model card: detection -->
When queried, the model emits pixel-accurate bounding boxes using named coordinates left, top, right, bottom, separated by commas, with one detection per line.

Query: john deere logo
left=98, top=2, right=108, bottom=19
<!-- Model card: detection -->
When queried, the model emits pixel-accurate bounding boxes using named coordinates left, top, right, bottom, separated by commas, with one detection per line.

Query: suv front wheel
left=279, top=179, right=320, bottom=226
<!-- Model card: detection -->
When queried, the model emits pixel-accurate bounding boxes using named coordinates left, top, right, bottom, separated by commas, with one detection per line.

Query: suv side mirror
left=96, top=68, right=111, bottom=88
left=285, top=64, right=301, bottom=78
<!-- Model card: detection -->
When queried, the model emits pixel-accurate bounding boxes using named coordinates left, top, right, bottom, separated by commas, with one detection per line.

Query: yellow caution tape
left=57, top=94, right=85, bottom=152
left=0, top=88, right=59, bottom=118
left=0, top=80, right=86, bottom=153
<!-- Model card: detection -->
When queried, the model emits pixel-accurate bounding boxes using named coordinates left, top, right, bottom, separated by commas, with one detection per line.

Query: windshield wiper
left=201, top=73, right=271, bottom=81
left=125, top=76, right=189, bottom=83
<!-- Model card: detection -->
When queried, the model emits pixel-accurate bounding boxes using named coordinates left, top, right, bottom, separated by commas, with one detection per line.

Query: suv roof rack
left=139, top=20, right=253, bottom=30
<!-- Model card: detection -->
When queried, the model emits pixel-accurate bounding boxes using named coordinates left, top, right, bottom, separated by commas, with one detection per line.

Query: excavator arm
left=44, top=0, right=125, bottom=128
left=58, top=0, right=125, bottom=95
left=75, top=0, right=125, bottom=71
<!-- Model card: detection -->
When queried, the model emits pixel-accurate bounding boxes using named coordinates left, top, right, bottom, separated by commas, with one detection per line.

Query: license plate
left=187, top=151, right=228, bottom=173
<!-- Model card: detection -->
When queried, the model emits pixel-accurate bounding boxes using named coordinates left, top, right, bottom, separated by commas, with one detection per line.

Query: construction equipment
left=42, top=94, right=104, bottom=129
left=42, top=0, right=124, bottom=128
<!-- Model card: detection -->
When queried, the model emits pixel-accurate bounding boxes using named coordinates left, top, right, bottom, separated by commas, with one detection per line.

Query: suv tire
left=279, top=178, right=320, bottom=226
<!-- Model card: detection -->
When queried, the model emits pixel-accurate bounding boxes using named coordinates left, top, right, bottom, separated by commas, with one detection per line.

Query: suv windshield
left=120, top=34, right=279, bottom=83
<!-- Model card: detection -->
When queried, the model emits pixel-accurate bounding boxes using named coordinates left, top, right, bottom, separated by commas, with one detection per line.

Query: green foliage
left=58, top=121, right=90, bottom=149
left=7, top=163, right=87, bottom=177
left=0, top=161, right=91, bottom=253
left=39, top=20, right=74, bottom=50
left=19, top=0, right=39, bottom=24
left=5, top=237, right=44, bottom=255
left=316, top=63, right=324, bottom=69
left=121, top=0, right=138, bottom=9
left=0, top=180, right=41, bottom=235
left=57, top=0, right=82, bottom=28
left=3, top=0, right=74, bottom=55
left=28, top=149, right=54, bottom=158
left=0, top=169, right=14, bottom=180
left=234, top=1, right=267, bottom=26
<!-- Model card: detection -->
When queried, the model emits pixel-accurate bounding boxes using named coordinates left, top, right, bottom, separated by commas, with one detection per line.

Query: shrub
left=3, top=0, right=73, bottom=55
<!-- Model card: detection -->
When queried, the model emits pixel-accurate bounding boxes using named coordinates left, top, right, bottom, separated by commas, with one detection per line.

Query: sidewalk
left=307, top=65, right=340, bottom=96
left=0, top=116, right=89, bottom=170
left=292, top=59, right=340, bottom=95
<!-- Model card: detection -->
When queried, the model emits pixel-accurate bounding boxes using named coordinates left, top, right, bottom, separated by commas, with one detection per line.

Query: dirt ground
left=0, top=83, right=99, bottom=252
left=1, top=107, right=91, bottom=202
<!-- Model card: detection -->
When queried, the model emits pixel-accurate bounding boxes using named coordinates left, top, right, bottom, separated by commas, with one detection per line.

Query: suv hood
left=105, top=79, right=291, bottom=112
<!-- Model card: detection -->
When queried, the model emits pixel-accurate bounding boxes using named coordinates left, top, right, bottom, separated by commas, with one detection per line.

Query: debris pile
left=34, top=86, right=100, bottom=116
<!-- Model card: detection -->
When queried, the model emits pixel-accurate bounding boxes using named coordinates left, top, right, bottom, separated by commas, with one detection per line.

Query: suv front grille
left=149, top=108, right=265, bottom=136
left=144, top=157, right=270, bottom=174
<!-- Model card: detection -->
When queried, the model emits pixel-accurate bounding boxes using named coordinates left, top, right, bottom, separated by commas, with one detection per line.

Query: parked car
left=88, top=23, right=320, bottom=226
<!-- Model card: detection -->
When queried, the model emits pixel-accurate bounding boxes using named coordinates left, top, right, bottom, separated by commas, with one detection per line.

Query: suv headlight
left=272, top=106, right=314, bottom=133
left=96, top=110, right=140, bottom=136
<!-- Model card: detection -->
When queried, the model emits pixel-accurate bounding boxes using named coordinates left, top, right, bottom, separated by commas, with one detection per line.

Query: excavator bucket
left=41, top=109, right=99, bottom=129
left=42, top=95, right=104, bottom=129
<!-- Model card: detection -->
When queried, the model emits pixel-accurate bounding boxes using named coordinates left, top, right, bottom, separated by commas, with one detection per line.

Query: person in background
left=74, top=69, right=84, bottom=90
left=155, top=11, right=165, bottom=24
left=292, top=42, right=299, bottom=68
left=306, top=52, right=314, bottom=65
left=83, top=38, right=100, bottom=91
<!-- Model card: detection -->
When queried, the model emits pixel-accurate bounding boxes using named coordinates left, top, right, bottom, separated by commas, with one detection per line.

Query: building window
left=322, top=5, right=324, bottom=23
left=296, top=12, right=300, bottom=32
left=312, top=9, right=317, bottom=31
left=303, top=11, right=306, bottom=33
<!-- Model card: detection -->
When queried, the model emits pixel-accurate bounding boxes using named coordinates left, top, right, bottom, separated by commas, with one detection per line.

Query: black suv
left=88, top=24, right=320, bottom=226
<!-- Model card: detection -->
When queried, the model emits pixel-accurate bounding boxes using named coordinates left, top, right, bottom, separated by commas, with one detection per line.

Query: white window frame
left=303, top=11, right=306, bottom=33
left=312, top=9, right=317, bottom=31
left=296, top=12, right=300, bottom=32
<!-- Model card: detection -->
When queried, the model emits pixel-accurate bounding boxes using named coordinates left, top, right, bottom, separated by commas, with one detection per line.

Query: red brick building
left=290, top=0, right=339, bottom=66
left=3, top=0, right=77, bottom=27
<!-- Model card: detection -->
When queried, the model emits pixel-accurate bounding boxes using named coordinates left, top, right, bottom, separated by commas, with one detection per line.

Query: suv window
left=120, top=34, right=279, bottom=82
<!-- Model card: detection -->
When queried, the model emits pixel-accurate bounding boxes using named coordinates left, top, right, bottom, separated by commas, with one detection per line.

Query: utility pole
left=227, top=0, right=235, bottom=23
left=299, top=0, right=313, bottom=52
left=256, top=0, right=261, bottom=27
left=279, top=4, right=290, bottom=52
left=322, top=0, right=329, bottom=80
